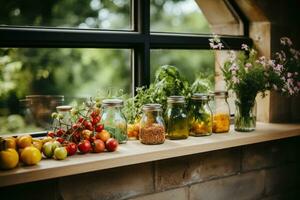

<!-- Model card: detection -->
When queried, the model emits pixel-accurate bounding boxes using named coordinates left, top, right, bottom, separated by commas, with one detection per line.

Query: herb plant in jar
left=166, top=96, right=189, bottom=139
left=189, top=93, right=212, bottom=136
left=101, top=99, right=127, bottom=143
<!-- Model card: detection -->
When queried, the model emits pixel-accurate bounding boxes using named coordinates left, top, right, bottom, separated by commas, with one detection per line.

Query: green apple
left=42, top=142, right=54, bottom=158
left=54, top=147, right=68, bottom=160
left=52, top=141, right=61, bottom=151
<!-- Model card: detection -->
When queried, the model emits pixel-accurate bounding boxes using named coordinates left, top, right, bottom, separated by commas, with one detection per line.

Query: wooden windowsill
left=0, top=122, right=300, bottom=187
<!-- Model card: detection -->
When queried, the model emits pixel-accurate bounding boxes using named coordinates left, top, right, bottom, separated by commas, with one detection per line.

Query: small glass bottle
left=212, top=91, right=231, bottom=133
left=189, top=93, right=212, bottom=136
left=166, top=96, right=189, bottom=139
left=53, top=105, right=73, bottom=131
left=139, top=104, right=165, bottom=145
left=101, top=99, right=127, bottom=144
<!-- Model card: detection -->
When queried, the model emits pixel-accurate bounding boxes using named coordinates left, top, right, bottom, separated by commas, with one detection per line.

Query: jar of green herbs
left=189, top=93, right=212, bottom=136
left=166, top=96, right=189, bottom=139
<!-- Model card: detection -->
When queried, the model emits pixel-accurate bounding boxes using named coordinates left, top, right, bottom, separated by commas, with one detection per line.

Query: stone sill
left=0, top=122, right=300, bottom=187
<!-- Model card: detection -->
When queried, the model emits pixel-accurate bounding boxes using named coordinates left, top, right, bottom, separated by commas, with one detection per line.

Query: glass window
left=0, top=48, right=131, bottom=134
left=150, top=0, right=211, bottom=34
left=0, top=0, right=131, bottom=30
left=150, top=49, right=215, bottom=85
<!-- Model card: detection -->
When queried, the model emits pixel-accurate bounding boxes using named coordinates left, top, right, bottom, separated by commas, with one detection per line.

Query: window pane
left=0, top=0, right=131, bottom=30
left=150, top=0, right=211, bottom=34
left=150, top=49, right=215, bottom=85
left=0, top=48, right=131, bottom=135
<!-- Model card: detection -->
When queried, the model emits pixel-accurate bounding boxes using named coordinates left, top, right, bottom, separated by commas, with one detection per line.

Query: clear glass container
left=101, top=99, right=127, bottom=143
left=189, top=93, right=212, bottom=136
left=53, top=105, right=73, bottom=132
left=234, top=99, right=256, bottom=132
left=139, top=104, right=165, bottom=145
left=211, top=91, right=230, bottom=133
left=166, top=96, right=189, bottom=140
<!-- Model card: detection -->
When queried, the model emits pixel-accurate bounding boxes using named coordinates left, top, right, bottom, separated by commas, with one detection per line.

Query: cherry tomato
left=47, top=131, right=55, bottom=138
left=95, top=124, right=104, bottom=132
left=91, top=116, right=101, bottom=125
left=92, top=139, right=105, bottom=153
left=72, top=123, right=81, bottom=130
left=56, top=129, right=65, bottom=137
left=56, top=137, right=65, bottom=144
left=77, top=116, right=85, bottom=123
left=78, top=140, right=92, bottom=154
left=65, top=142, right=77, bottom=156
left=91, top=108, right=101, bottom=118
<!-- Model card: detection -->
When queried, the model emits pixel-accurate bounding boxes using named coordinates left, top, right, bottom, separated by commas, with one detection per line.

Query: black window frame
left=0, top=0, right=252, bottom=94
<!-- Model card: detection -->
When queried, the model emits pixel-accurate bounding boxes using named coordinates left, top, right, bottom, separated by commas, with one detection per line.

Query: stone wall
left=1, top=137, right=300, bottom=200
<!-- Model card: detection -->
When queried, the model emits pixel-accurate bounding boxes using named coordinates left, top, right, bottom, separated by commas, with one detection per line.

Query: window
left=0, top=0, right=251, bottom=134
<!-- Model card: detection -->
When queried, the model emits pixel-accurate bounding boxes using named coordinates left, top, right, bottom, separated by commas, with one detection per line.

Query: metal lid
left=213, top=90, right=228, bottom=97
left=56, top=105, right=73, bottom=112
left=167, top=96, right=185, bottom=103
left=142, top=104, right=162, bottom=111
left=191, top=93, right=209, bottom=100
left=102, top=99, right=124, bottom=107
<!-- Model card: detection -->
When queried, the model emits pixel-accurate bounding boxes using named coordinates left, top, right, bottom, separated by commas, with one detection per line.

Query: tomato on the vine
left=77, top=117, right=85, bottom=123
left=91, top=116, right=100, bottom=125
left=78, top=140, right=92, bottom=154
left=65, top=142, right=77, bottom=156
left=56, top=129, right=65, bottom=137
left=95, top=124, right=104, bottom=132
left=56, top=137, right=65, bottom=144
left=47, top=131, right=55, bottom=138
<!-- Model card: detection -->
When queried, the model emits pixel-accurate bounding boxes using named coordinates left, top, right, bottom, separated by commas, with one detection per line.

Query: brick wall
left=1, top=137, right=300, bottom=200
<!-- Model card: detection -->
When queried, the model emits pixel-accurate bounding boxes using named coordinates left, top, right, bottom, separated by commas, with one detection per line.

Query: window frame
left=0, top=0, right=252, bottom=94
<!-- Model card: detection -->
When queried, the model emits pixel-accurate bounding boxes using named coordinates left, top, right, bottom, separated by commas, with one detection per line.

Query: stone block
left=265, top=163, right=300, bottom=196
left=58, top=163, right=154, bottom=200
left=242, top=140, right=291, bottom=171
left=155, top=148, right=241, bottom=191
left=189, top=170, right=265, bottom=200
left=129, top=187, right=188, bottom=200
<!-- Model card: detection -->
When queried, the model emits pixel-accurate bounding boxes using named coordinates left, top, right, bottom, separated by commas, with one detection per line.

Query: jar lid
left=102, top=99, right=124, bottom=107
left=167, top=96, right=185, bottom=103
left=56, top=105, right=73, bottom=112
left=142, top=104, right=162, bottom=111
left=213, top=91, right=228, bottom=97
left=191, top=93, right=209, bottom=100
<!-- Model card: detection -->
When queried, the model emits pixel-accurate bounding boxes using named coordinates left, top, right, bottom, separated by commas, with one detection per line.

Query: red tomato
left=78, top=140, right=92, bottom=154
left=92, top=139, right=105, bottom=153
left=91, top=108, right=101, bottom=118
left=47, top=131, right=55, bottom=138
left=56, top=137, right=65, bottom=144
left=56, top=129, right=65, bottom=137
left=66, top=142, right=77, bottom=156
left=72, top=123, right=81, bottom=130
left=84, top=121, right=93, bottom=131
left=95, top=124, right=104, bottom=132
left=105, top=138, right=118, bottom=152
left=77, top=116, right=84, bottom=123
left=91, top=116, right=100, bottom=125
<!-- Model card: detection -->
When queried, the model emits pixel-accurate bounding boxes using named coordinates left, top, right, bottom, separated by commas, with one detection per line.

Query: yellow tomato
left=4, top=137, right=17, bottom=149
left=0, top=148, right=19, bottom=170
left=20, top=146, right=42, bottom=166
left=32, top=139, right=43, bottom=151
left=17, top=135, right=32, bottom=149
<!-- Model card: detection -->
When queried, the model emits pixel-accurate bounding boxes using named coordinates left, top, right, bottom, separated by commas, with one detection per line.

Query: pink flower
left=232, top=76, right=240, bottom=84
left=241, top=44, right=249, bottom=51
left=287, top=72, right=293, bottom=78
left=229, top=63, right=238, bottom=71
left=245, top=63, right=252, bottom=68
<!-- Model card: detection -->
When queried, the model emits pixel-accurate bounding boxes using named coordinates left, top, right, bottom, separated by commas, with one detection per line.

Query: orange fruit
left=0, top=148, right=19, bottom=170
left=20, top=146, right=42, bottom=166
left=95, top=130, right=111, bottom=142
left=4, top=137, right=17, bottom=149
left=17, top=135, right=32, bottom=149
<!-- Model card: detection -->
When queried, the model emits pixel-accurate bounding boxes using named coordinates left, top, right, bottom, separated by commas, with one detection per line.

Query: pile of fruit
left=0, top=101, right=119, bottom=170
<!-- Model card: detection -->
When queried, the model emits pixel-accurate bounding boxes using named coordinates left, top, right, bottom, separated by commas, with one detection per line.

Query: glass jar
left=189, top=93, right=212, bottom=136
left=166, top=96, right=189, bottom=139
left=211, top=91, right=230, bottom=133
left=52, top=105, right=73, bottom=131
left=139, top=104, right=165, bottom=145
left=234, top=99, right=256, bottom=132
left=101, top=99, right=127, bottom=143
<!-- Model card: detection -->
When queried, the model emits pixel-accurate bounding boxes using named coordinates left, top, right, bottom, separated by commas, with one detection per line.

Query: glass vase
left=234, top=99, right=256, bottom=132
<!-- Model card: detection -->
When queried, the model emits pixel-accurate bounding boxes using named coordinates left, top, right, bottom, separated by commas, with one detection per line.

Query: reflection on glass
left=150, top=49, right=215, bottom=84
left=0, top=48, right=131, bottom=134
left=0, top=0, right=131, bottom=30
left=150, top=0, right=211, bottom=34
